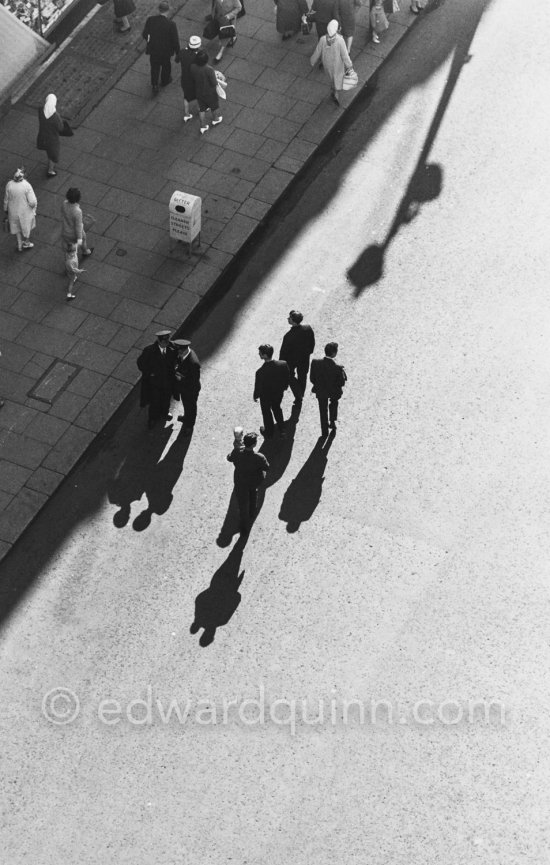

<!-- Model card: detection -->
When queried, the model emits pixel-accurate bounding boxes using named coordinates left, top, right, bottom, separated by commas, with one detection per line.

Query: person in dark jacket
left=309, top=341, right=347, bottom=437
left=36, top=94, right=64, bottom=177
left=254, top=344, right=290, bottom=439
left=137, top=329, right=177, bottom=428
left=227, top=431, right=269, bottom=535
left=309, top=0, right=339, bottom=38
left=113, top=0, right=135, bottom=32
left=279, top=310, right=315, bottom=405
left=190, top=50, right=222, bottom=134
left=142, top=0, right=181, bottom=94
left=172, top=338, right=201, bottom=435
left=176, top=34, right=202, bottom=121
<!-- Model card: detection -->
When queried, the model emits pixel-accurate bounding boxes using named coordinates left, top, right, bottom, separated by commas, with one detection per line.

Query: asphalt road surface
left=2, top=0, right=550, bottom=862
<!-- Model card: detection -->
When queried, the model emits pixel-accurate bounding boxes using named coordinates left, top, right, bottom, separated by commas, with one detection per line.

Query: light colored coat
left=310, top=32, right=352, bottom=91
left=4, top=179, right=37, bottom=236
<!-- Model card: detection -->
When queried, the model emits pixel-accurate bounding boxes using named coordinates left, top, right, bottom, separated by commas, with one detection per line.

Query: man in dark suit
left=172, top=338, right=201, bottom=436
left=137, top=329, right=177, bottom=429
left=309, top=341, right=347, bottom=438
left=254, top=344, right=290, bottom=439
left=279, top=309, right=315, bottom=406
left=142, top=0, right=181, bottom=94
left=227, top=431, right=269, bottom=535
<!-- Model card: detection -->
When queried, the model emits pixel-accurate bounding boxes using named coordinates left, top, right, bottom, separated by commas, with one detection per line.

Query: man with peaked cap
left=172, top=338, right=201, bottom=436
left=142, top=0, right=181, bottom=95
left=279, top=310, right=315, bottom=407
left=137, top=329, right=177, bottom=429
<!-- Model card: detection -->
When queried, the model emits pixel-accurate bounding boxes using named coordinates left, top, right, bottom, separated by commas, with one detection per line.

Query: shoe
left=410, top=3, right=420, bottom=11
left=66, top=293, right=75, bottom=300
left=183, top=113, right=193, bottom=122
left=212, top=116, right=223, bottom=125
left=372, top=33, right=380, bottom=42
left=213, top=55, right=222, bottom=64
left=236, top=7, right=245, bottom=16
left=200, top=125, right=209, bottom=134
left=47, top=170, right=57, bottom=177
left=22, top=241, right=34, bottom=249
left=228, top=36, right=237, bottom=46
left=81, top=247, right=94, bottom=256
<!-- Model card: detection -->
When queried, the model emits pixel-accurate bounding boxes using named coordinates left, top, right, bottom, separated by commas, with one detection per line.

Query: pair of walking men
left=137, top=330, right=201, bottom=432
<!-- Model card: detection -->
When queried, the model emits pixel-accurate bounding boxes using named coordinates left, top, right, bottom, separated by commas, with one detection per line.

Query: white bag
left=342, top=68, right=358, bottom=90
left=215, top=70, right=227, bottom=99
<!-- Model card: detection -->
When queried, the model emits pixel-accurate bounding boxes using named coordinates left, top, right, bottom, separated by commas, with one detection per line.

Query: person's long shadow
left=107, top=425, right=173, bottom=528
left=217, top=414, right=298, bottom=547
left=132, top=427, right=193, bottom=531
left=278, top=432, right=335, bottom=532
left=190, top=540, right=245, bottom=647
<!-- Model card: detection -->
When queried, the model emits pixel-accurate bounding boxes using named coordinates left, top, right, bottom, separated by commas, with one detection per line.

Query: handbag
left=203, top=18, right=220, bottom=39
left=60, top=118, right=74, bottom=137
left=215, top=70, right=228, bottom=99
left=218, top=23, right=236, bottom=40
left=342, top=68, right=358, bottom=90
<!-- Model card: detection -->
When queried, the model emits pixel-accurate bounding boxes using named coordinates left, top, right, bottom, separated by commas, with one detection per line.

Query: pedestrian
left=210, top=0, right=241, bottom=64
left=36, top=93, right=64, bottom=177
left=176, top=34, right=202, bottom=122
left=274, top=0, right=308, bottom=41
left=172, top=338, right=201, bottom=436
left=142, top=0, right=181, bottom=95
left=310, top=19, right=353, bottom=105
left=310, top=341, right=347, bottom=437
left=279, top=310, right=315, bottom=407
left=113, top=0, right=135, bottom=32
left=370, top=0, right=389, bottom=43
left=191, top=50, right=223, bottom=134
left=3, top=168, right=37, bottom=253
left=410, top=0, right=425, bottom=13
left=137, top=330, right=177, bottom=429
left=61, top=188, right=94, bottom=260
left=309, top=0, right=338, bottom=39
left=254, top=344, right=290, bottom=440
left=65, top=243, right=85, bottom=301
left=227, top=431, right=270, bottom=535
left=337, top=0, right=361, bottom=51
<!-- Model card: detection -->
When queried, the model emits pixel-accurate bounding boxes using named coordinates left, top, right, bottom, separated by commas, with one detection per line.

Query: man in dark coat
left=172, top=338, right=201, bottom=436
left=176, top=34, right=202, bottom=121
left=309, top=341, right=347, bottom=438
left=253, top=344, right=290, bottom=439
left=137, top=329, right=177, bottom=428
left=227, top=431, right=269, bottom=535
left=279, top=309, right=315, bottom=406
left=142, top=0, right=181, bottom=94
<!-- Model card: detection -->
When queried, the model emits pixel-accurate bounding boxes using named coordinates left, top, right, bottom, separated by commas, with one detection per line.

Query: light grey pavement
left=0, top=0, right=416, bottom=561
left=2, top=0, right=550, bottom=861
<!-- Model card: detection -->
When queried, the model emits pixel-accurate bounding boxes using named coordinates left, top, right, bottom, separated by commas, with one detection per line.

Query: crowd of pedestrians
left=136, top=311, right=347, bottom=537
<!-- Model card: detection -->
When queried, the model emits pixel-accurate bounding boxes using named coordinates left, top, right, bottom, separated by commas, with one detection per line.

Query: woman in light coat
left=36, top=93, right=64, bottom=177
left=4, top=168, right=37, bottom=252
left=310, top=19, right=352, bottom=105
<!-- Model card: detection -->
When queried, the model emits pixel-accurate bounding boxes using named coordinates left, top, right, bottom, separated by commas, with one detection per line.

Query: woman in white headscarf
left=36, top=93, right=64, bottom=177
left=3, top=168, right=37, bottom=252
left=310, top=19, right=353, bottom=105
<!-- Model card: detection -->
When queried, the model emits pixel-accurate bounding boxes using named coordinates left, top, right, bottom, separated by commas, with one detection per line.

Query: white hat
left=327, top=19, right=339, bottom=36
left=189, top=35, right=201, bottom=48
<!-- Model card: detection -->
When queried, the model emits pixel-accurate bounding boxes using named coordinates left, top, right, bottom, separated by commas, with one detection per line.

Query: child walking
left=65, top=242, right=85, bottom=300
left=370, top=0, right=389, bottom=43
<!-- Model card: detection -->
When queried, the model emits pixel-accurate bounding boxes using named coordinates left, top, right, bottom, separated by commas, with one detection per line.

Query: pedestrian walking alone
left=210, top=0, right=241, bottom=64
left=4, top=168, right=37, bottom=252
left=113, top=0, right=135, bottom=32
left=172, top=338, right=201, bottom=436
left=274, top=0, right=308, bottom=41
left=36, top=94, right=64, bottom=177
left=137, top=330, right=177, bottom=429
left=176, top=34, right=202, bottom=122
left=310, top=19, right=353, bottom=105
left=254, top=344, right=290, bottom=440
left=61, top=188, right=94, bottom=259
left=191, top=51, right=223, bottom=134
left=142, top=0, right=180, bottom=95
left=309, top=341, right=347, bottom=437
left=227, top=431, right=269, bottom=536
left=279, top=310, right=315, bottom=406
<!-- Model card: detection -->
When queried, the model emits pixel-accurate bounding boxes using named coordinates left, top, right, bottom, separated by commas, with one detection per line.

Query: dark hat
left=173, top=339, right=191, bottom=347
left=156, top=329, right=171, bottom=337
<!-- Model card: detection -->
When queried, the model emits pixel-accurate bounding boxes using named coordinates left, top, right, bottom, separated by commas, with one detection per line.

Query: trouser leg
left=160, top=58, right=172, bottom=85
left=329, top=398, right=339, bottom=426
left=260, top=397, right=274, bottom=437
left=317, top=397, right=329, bottom=435
left=272, top=397, right=285, bottom=433
left=296, top=360, right=309, bottom=398
left=288, top=365, right=301, bottom=401
left=150, top=59, right=161, bottom=87
left=181, top=391, right=198, bottom=428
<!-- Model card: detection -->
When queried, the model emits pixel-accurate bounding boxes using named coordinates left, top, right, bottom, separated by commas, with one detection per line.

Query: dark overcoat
left=137, top=343, right=176, bottom=407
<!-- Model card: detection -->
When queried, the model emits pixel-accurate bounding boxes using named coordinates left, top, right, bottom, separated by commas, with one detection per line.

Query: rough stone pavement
left=0, top=0, right=419, bottom=561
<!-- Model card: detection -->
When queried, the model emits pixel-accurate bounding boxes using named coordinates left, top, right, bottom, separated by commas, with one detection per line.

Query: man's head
left=258, top=344, right=274, bottom=360
left=66, top=187, right=81, bottom=204
left=243, top=432, right=257, bottom=449
left=288, top=310, right=303, bottom=326
left=158, top=0, right=169, bottom=12
left=173, top=338, right=191, bottom=356
left=324, top=341, right=338, bottom=358
left=156, top=329, right=171, bottom=346
left=189, top=35, right=201, bottom=50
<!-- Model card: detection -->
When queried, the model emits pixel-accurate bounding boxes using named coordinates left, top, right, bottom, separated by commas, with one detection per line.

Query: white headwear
left=44, top=94, right=57, bottom=119
left=327, top=19, right=338, bottom=36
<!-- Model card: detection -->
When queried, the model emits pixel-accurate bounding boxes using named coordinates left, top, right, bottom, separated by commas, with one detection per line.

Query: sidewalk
left=0, top=0, right=418, bottom=561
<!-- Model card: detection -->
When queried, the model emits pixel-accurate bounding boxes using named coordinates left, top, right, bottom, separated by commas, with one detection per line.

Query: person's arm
left=279, top=333, right=289, bottom=362
left=74, top=207, right=84, bottom=245
left=309, top=327, right=315, bottom=354
left=253, top=370, right=260, bottom=402
left=53, top=112, right=64, bottom=132
left=310, top=38, right=323, bottom=66
left=26, top=184, right=37, bottom=211
left=142, top=18, right=150, bottom=40
left=281, top=361, right=290, bottom=389
left=341, top=39, right=352, bottom=70
left=171, top=21, right=181, bottom=55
